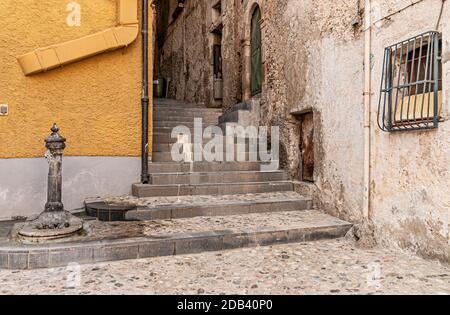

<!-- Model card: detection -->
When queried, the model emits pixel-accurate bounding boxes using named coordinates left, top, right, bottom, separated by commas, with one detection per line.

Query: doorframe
left=242, top=2, right=265, bottom=101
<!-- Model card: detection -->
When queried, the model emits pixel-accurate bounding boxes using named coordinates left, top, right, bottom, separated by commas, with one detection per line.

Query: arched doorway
left=251, top=5, right=262, bottom=96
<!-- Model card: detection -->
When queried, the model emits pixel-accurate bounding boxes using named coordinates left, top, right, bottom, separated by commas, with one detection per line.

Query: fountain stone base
left=18, top=211, right=83, bottom=241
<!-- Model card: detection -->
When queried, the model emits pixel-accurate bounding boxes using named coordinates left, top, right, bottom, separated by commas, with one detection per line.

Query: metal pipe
left=141, top=0, right=150, bottom=184
left=363, top=0, right=372, bottom=220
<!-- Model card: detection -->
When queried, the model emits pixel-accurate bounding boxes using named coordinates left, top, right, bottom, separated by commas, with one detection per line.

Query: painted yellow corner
left=18, top=0, right=139, bottom=76
left=0, top=0, right=152, bottom=159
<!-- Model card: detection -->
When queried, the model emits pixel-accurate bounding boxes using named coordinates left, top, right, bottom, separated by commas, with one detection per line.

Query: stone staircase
left=81, top=98, right=351, bottom=266
left=133, top=98, right=293, bottom=198
left=131, top=98, right=350, bottom=233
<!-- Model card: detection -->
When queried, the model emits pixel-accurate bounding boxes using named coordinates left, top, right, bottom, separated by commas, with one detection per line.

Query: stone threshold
left=0, top=211, right=352, bottom=270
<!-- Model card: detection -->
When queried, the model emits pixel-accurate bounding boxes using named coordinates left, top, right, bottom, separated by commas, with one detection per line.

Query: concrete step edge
left=150, top=170, right=286, bottom=176
left=133, top=181, right=293, bottom=189
left=126, top=198, right=313, bottom=221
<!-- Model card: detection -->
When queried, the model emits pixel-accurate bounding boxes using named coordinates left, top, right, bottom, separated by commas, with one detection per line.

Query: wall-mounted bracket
left=0, top=104, right=8, bottom=116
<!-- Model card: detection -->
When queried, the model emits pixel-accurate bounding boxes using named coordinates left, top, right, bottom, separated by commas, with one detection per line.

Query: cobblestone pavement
left=0, top=239, right=449, bottom=295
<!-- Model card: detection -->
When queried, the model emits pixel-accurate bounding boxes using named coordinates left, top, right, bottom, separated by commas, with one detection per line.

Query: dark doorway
left=251, top=6, right=262, bottom=96
left=213, top=44, right=223, bottom=78
left=299, top=112, right=315, bottom=182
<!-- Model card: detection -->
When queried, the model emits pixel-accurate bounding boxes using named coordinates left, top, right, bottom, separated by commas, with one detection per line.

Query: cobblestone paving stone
left=0, top=239, right=448, bottom=295
left=104, top=192, right=305, bottom=207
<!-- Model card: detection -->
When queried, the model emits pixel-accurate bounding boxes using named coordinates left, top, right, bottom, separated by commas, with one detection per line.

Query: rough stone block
left=175, top=235, right=224, bottom=255
left=138, top=240, right=175, bottom=258
left=0, top=252, right=9, bottom=269
left=93, top=244, right=139, bottom=263
left=171, top=206, right=204, bottom=219
left=286, top=228, right=307, bottom=243
left=222, top=233, right=257, bottom=250
left=248, top=202, right=273, bottom=214
left=304, top=226, right=349, bottom=242
left=8, top=252, right=28, bottom=270
left=270, top=200, right=307, bottom=212
left=49, top=246, right=94, bottom=268
left=28, top=250, right=50, bottom=269
left=255, top=230, right=289, bottom=246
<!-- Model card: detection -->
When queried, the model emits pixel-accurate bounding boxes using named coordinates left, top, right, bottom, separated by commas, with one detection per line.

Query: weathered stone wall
left=157, top=1, right=214, bottom=106
left=228, top=0, right=366, bottom=222
left=250, top=0, right=449, bottom=262
left=221, top=0, right=244, bottom=111
left=368, top=0, right=450, bottom=263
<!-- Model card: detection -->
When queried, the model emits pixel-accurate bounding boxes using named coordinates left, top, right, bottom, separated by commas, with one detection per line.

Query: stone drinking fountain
left=18, top=124, right=83, bottom=241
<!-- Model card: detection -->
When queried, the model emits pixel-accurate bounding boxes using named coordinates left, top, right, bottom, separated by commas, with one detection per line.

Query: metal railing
left=378, top=31, right=442, bottom=132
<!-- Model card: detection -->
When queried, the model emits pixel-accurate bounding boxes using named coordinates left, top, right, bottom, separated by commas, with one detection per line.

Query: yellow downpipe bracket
left=17, top=0, right=139, bottom=76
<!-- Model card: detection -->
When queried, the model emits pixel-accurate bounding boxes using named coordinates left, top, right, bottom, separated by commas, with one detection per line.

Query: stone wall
left=223, top=0, right=366, bottom=222
left=368, top=0, right=450, bottom=263
left=221, top=0, right=244, bottom=111
left=157, top=0, right=216, bottom=107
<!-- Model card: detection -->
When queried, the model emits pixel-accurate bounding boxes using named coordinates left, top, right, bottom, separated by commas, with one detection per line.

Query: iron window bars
left=378, top=31, right=442, bottom=132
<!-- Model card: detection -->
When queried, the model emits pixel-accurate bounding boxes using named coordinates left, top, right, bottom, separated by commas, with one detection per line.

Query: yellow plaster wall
left=0, top=0, right=152, bottom=158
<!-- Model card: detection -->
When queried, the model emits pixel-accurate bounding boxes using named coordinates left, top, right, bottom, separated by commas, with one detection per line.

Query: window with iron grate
left=378, top=31, right=443, bottom=132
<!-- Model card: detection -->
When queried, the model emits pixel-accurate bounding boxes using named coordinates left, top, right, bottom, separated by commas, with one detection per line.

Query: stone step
left=152, top=126, right=223, bottom=134
left=153, top=114, right=220, bottom=122
left=153, top=133, right=258, bottom=144
left=152, top=121, right=218, bottom=129
left=148, top=161, right=266, bottom=173
left=153, top=104, right=222, bottom=111
left=150, top=170, right=288, bottom=185
left=0, top=210, right=352, bottom=269
left=153, top=129, right=258, bottom=139
left=152, top=151, right=261, bottom=163
left=154, top=99, right=210, bottom=108
left=153, top=133, right=189, bottom=144
left=132, top=181, right=294, bottom=197
left=153, top=141, right=260, bottom=152
left=154, top=105, right=222, bottom=112
left=84, top=192, right=312, bottom=221
left=126, top=195, right=312, bottom=221
left=154, top=119, right=221, bottom=125
left=219, top=109, right=249, bottom=124
left=154, top=109, right=222, bottom=116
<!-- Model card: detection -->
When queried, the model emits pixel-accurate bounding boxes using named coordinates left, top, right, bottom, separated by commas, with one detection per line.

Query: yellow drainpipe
left=17, top=0, right=139, bottom=76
